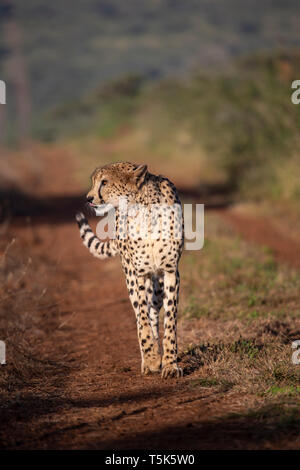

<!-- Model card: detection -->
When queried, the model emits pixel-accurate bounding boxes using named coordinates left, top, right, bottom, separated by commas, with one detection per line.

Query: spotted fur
left=76, top=162, right=184, bottom=378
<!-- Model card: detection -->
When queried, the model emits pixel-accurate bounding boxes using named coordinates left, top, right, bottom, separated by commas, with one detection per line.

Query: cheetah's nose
left=86, top=196, right=94, bottom=204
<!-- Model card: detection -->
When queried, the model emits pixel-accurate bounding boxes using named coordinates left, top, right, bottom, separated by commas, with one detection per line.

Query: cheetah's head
left=86, top=162, right=148, bottom=215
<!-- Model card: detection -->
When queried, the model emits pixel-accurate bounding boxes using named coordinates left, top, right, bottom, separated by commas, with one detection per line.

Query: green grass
left=180, top=213, right=300, bottom=322
left=266, top=385, right=300, bottom=397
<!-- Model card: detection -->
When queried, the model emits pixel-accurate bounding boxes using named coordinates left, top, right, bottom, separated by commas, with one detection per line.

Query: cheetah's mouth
left=90, top=203, right=114, bottom=217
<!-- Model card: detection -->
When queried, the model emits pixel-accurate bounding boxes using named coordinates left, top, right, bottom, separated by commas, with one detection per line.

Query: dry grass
left=0, top=229, right=74, bottom=405
left=178, top=213, right=300, bottom=418
left=180, top=214, right=300, bottom=321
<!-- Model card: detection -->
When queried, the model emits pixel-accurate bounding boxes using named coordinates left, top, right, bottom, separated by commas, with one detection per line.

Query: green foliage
left=34, top=75, right=142, bottom=141
left=11, top=0, right=300, bottom=114
left=35, top=50, right=300, bottom=202
left=136, top=52, right=300, bottom=199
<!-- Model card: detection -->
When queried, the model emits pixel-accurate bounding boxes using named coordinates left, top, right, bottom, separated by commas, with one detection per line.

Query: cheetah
left=76, top=162, right=184, bottom=378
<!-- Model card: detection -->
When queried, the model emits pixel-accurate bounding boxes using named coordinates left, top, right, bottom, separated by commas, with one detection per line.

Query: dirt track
left=1, top=149, right=300, bottom=450
left=2, top=217, right=245, bottom=450
left=1, top=215, right=286, bottom=450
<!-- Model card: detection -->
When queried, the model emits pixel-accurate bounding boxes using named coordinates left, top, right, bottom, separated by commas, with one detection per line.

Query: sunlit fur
left=76, top=162, right=184, bottom=378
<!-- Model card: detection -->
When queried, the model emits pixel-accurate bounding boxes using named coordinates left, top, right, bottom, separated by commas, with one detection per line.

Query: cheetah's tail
left=75, top=212, right=118, bottom=259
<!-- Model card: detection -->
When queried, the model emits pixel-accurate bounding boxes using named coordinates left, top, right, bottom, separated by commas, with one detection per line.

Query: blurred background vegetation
left=0, top=0, right=300, bottom=204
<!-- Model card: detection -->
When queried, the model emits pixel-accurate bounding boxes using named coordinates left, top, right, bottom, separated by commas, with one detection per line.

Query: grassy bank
left=178, top=212, right=300, bottom=412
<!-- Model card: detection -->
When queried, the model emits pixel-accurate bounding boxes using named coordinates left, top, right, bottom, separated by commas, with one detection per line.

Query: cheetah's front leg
left=162, top=270, right=183, bottom=378
left=126, top=268, right=161, bottom=374
left=135, top=275, right=161, bottom=374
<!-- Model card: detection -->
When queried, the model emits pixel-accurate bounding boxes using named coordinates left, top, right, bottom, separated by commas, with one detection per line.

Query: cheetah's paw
left=161, top=363, right=183, bottom=379
left=141, top=355, right=161, bottom=375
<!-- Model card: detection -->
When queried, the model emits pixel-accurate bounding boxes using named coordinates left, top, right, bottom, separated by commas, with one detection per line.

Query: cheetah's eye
left=101, top=179, right=108, bottom=186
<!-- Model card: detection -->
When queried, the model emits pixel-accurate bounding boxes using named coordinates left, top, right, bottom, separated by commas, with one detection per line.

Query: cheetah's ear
left=133, top=164, right=148, bottom=183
